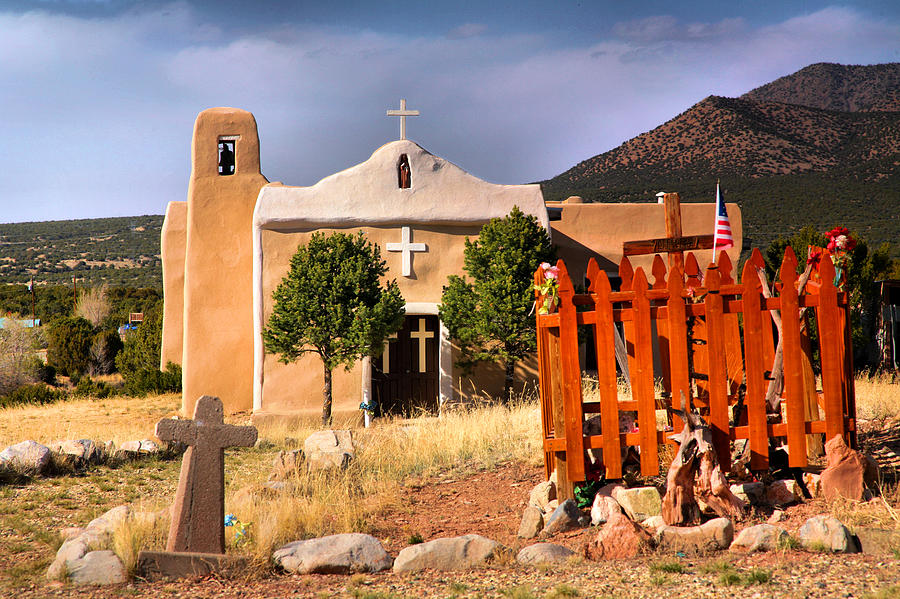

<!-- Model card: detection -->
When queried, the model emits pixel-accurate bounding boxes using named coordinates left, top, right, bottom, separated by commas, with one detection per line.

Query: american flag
left=713, top=182, right=733, bottom=260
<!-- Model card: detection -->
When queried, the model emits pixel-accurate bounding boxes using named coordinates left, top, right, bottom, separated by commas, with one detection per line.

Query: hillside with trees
left=540, top=62, right=900, bottom=256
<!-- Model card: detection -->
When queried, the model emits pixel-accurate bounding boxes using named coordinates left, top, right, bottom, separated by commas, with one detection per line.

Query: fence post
left=665, top=263, right=691, bottom=434
left=816, top=255, right=847, bottom=444
left=632, top=268, right=659, bottom=476
left=740, top=259, right=770, bottom=471
left=703, top=264, right=731, bottom=471
left=556, top=260, right=585, bottom=495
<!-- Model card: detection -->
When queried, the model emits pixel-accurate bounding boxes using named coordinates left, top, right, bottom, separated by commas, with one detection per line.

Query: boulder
left=853, top=528, right=900, bottom=555
left=765, top=479, right=802, bottom=506
left=529, top=481, right=556, bottom=511
left=392, top=534, right=501, bottom=572
left=821, top=435, right=865, bottom=501
left=0, top=440, right=51, bottom=474
left=640, top=515, right=665, bottom=533
left=517, top=543, right=574, bottom=565
left=798, top=515, right=859, bottom=553
left=269, top=449, right=304, bottom=481
left=542, top=499, right=559, bottom=515
left=584, top=512, right=652, bottom=560
left=517, top=506, right=543, bottom=539
left=655, top=517, right=734, bottom=554
left=729, top=523, right=789, bottom=552
left=304, top=430, right=354, bottom=471
left=803, top=473, right=822, bottom=498
left=67, top=551, right=127, bottom=586
left=116, top=440, right=159, bottom=460
left=590, top=494, right=622, bottom=526
left=612, top=486, right=661, bottom=522
left=542, top=499, right=588, bottom=535
left=47, top=505, right=131, bottom=581
left=729, top=482, right=765, bottom=506
left=50, top=439, right=102, bottom=465
left=273, top=533, right=392, bottom=574
left=767, top=510, right=786, bottom=524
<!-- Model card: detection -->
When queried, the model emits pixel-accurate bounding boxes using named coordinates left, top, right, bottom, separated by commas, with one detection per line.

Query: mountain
left=541, top=63, right=900, bottom=256
left=0, top=215, right=163, bottom=288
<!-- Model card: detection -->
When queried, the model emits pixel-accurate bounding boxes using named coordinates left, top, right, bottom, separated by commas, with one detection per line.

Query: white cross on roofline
left=386, top=98, right=420, bottom=140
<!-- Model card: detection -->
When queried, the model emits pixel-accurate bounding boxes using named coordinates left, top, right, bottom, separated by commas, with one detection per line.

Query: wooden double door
left=372, top=315, right=439, bottom=416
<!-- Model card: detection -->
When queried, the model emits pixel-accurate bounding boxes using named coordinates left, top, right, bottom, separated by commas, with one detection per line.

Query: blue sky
left=0, top=1, right=898, bottom=223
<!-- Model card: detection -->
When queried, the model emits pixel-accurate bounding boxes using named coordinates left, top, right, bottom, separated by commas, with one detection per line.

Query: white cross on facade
left=386, top=98, right=420, bottom=140
left=410, top=318, right=434, bottom=373
left=386, top=225, right=427, bottom=277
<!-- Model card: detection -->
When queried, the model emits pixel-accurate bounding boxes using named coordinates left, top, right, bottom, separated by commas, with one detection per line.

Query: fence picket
left=717, top=252, right=745, bottom=396
left=665, top=264, right=690, bottom=433
left=631, top=268, right=659, bottom=475
left=740, top=260, right=769, bottom=470
left=587, top=259, right=623, bottom=479
left=779, top=248, right=808, bottom=468
left=816, top=254, right=845, bottom=443
left=703, top=265, right=731, bottom=470
left=747, top=249, right=776, bottom=370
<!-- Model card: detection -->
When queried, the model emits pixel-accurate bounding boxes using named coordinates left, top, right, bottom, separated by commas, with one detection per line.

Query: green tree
left=115, top=305, right=181, bottom=395
left=263, top=231, right=405, bottom=426
left=764, top=225, right=892, bottom=366
left=46, top=316, right=94, bottom=378
left=439, top=206, right=555, bottom=401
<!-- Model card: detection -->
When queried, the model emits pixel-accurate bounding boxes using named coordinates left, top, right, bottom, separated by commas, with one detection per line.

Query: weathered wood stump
left=662, top=393, right=746, bottom=526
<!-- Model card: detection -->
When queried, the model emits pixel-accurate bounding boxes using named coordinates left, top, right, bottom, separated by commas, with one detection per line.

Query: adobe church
left=160, top=105, right=742, bottom=422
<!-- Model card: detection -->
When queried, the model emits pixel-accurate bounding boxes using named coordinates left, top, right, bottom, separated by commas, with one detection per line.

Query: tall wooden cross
left=155, top=396, right=257, bottom=554
left=386, top=98, right=420, bottom=140
left=410, top=317, right=434, bottom=373
left=622, top=192, right=715, bottom=272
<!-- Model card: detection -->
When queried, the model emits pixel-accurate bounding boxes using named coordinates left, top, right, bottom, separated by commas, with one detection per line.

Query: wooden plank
left=587, top=258, right=622, bottom=479
left=703, top=264, right=731, bottom=471
left=619, top=257, right=639, bottom=380
left=717, top=252, right=745, bottom=396
left=816, top=254, right=845, bottom=444
left=623, top=234, right=715, bottom=257
left=665, top=263, right=691, bottom=434
left=747, top=249, right=777, bottom=370
left=664, top=192, right=685, bottom=274
left=799, top=310, right=824, bottom=457
left=547, top=328, right=571, bottom=498
left=779, top=247, right=808, bottom=468
left=631, top=268, right=659, bottom=476
left=556, top=260, right=586, bottom=488
left=651, top=255, right=672, bottom=400
left=741, top=259, right=770, bottom=471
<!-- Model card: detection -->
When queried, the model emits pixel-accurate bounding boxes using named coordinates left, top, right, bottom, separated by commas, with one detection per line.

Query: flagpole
left=30, top=276, right=35, bottom=327
left=712, top=179, right=721, bottom=265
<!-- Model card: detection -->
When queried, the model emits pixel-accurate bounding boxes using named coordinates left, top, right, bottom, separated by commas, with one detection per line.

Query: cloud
left=0, top=4, right=897, bottom=222
left=447, top=23, right=488, bottom=40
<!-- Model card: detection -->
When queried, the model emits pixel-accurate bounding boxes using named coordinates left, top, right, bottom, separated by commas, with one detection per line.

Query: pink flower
left=834, top=235, right=848, bottom=250
left=542, top=262, right=559, bottom=280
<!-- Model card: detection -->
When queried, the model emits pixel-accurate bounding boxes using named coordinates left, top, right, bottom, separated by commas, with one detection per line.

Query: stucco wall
left=181, top=108, right=268, bottom=416
left=160, top=201, right=187, bottom=369
left=550, top=202, right=743, bottom=285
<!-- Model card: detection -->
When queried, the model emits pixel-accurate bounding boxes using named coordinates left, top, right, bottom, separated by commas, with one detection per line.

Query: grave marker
left=622, top=192, right=714, bottom=272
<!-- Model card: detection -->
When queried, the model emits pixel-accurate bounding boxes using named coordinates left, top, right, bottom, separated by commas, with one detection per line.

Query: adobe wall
left=181, top=108, right=268, bottom=416
left=159, top=201, right=186, bottom=369
left=550, top=201, right=743, bottom=285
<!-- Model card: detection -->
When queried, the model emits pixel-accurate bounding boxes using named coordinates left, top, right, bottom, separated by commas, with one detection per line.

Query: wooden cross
left=386, top=98, right=420, bottom=140
left=409, top=318, right=434, bottom=373
left=622, top=192, right=715, bottom=272
left=155, top=396, right=257, bottom=554
left=386, top=225, right=427, bottom=277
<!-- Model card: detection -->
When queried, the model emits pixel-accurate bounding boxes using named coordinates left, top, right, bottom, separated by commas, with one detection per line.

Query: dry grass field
left=0, top=374, right=898, bottom=597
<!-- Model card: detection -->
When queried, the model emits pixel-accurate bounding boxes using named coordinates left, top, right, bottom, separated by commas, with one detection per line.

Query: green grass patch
left=650, top=559, right=686, bottom=574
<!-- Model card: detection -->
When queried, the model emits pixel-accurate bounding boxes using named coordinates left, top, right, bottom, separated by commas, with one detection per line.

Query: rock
left=612, top=486, right=661, bottom=522
left=517, top=543, right=575, bottom=565
left=542, top=499, right=588, bottom=535
left=655, top=518, right=734, bottom=554
left=798, top=515, right=859, bottom=553
left=47, top=505, right=131, bottom=581
left=584, top=512, right=652, bottom=560
left=640, top=515, right=665, bottom=533
left=803, top=473, right=822, bottom=498
left=392, top=534, right=501, bottom=572
left=60, top=527, right=86, bottom=542
left=273, top=533, right=392, bottom=574
left=517, top=506, right=544, bottom=539
left=765, top=479, right=802, bottom=506
left=0, top=440, right=51, bottom=474
left=50, top=439, right=102, bottom=465
left=821, top=435, right=865, bottom=501
left=853, top=527, right=900, bottom=555
left=528, top=481, right=556, bottom=511
left=116, top=439, right=159, bottom=460
left=303, top=430, right=354, bottom=471
left=542, top=499, right=559, bottom=516
left=590, top=494, right=622, bottom=526
left=67, top=551, right=127, bottom=585
left=729, top=524, right=789, bottom=552
left=863, top=454, right=881, bottom=489
left=730, top=482, right=765, bottom=506
left=767, top=510, right=786, bottom=524
left=269, top=449, right=304, bottom=481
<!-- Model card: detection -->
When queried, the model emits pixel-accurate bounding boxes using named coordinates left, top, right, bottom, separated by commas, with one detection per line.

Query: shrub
left=0, top=383, right=65, bottom=408
left=122, top=362, right=181, bottom=397
left=89, top=329, right=123, bottom=376
left=116, top=307, right=180, bottom=395
left=46, top=316, right=94, bottom=377
left=0, top=321, right=43, bottom=394
left=73, top=376, right=116, bottom=399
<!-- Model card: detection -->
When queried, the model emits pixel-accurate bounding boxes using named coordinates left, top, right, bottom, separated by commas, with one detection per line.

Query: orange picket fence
left=534, top=248, right=857, bottom=498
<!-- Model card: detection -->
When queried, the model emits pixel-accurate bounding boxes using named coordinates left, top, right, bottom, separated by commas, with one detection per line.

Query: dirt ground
left=12, top=452, right=900, bottom=599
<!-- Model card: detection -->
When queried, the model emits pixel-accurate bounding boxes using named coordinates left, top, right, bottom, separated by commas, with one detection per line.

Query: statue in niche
left=218, top=141, right=235, bottom=176
left=397, top=154, right=411, bottom=189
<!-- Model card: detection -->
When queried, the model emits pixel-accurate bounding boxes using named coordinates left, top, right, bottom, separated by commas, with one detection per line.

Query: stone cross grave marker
left=622, top=192, right=715, bottom=273
left=155, top=395, right=257, bottom=554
